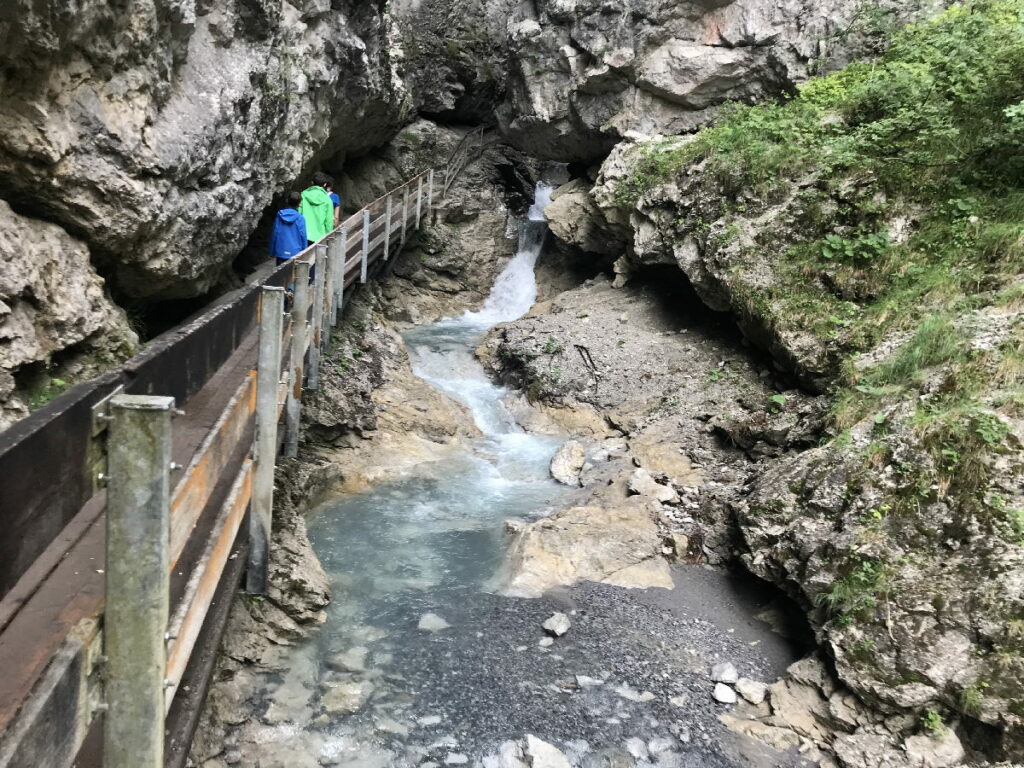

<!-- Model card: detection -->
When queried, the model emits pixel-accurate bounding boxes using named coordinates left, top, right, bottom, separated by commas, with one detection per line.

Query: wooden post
left=283, top=259, right=310, bottom=458
left=384, top=195, right=392, bottom=260
left=247, top=287, right=284, bottom=595
left=427, top=169, right=435, bottom=222
left=331, top=228, right=346, bottom=326
left=415, top=176, right=423, bottom=229
left=361, top=209, right=370, bottom=284
left=401, top=187, right=409, bottom=248
left=320, top=242, right=333, bottom=354
left=336, top=226, right=348, bottom=322
left=103, top=394, right=174, bottom=768
left=307, top=246, right=327, bottom=391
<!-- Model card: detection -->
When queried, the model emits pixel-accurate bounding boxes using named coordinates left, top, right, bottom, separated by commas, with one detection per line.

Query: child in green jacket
left=299, top=172, right=335, bottom=244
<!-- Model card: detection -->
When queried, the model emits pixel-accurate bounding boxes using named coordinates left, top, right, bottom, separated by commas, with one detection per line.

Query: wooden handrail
left=0, top=158, right=446, bottom=768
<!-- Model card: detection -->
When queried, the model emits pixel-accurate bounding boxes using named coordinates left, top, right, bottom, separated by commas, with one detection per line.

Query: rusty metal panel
left=124, top=287, right=259, bottom=405
left=0, top=372, right=121, bottom=602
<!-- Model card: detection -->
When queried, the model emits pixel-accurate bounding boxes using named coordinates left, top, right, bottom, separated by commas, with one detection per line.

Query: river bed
left=212, top=186, right=809, bottom=768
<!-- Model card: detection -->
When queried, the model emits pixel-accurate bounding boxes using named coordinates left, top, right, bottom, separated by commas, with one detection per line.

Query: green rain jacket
left=299, top=185, right=334, bottom=243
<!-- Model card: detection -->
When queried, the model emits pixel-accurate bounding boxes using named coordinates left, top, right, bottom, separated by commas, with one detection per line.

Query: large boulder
left=496, top=0, right=925, bottom=162
left=544, top=179, right=624, bottom=257
left=499, top=497, right=672, bottom=597
left=0, top=201, right=136, bottom=427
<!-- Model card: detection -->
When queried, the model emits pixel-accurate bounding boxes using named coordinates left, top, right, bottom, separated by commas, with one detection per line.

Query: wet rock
left=646, top=738, right=675, bottom=756
left=623, top=737, right=648, bottom=761
left=735, top=678, right=768, bottom=705
left=544, top=180, right=624, bottom=257
left=542, top=612, right=571, bottom=637
left=325, top=647, right=368, bottom=673
left=321, top=680, right=375, bottom=716
left=497, top=0, right=915, bottom=162
left=375, top=717, right=410, bottom=737
left=712, top=683, right=737, bottom=704
left=904, top=729, right=965, bottom=768
left=418, top=613, right=452, bottom=633
left=501, top=498, right=672, bottom=597
left=550, top=440, right=586, bottom=486
left=581, top=747, right=635, bottom=768
left=832, top=733, right=905, bottom=768
left=0, top=201, right=136, bottom=427
left=615, top=684, right=656, bottom=703
left=483, top=740, right=529, bottom=768
left=710, top=662, right=738, bottom=684
left=627, top=468, right=680, bottom=504
left=524, top=735, right=572, bottom=768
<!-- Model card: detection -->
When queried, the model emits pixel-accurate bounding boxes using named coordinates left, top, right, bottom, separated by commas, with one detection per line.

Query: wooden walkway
left=0, top=130, right=485, bottom=768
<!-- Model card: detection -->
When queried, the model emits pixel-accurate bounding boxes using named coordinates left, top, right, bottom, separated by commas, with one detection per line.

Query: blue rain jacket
left=269, top=208, right=307, bottom=260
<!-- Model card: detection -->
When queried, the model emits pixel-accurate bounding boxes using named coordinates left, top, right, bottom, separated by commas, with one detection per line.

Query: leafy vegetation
left=620, top=1, right=1024, bottom=545
left=28, top=376, right=70, bottom=411
left=816, top=554, right=895, bottom=624
left=921, top=708, right=946, bottom=737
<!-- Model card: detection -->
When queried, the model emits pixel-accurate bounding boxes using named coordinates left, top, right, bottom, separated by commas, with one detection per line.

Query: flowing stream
left=233, top=184, right=801, bottom=768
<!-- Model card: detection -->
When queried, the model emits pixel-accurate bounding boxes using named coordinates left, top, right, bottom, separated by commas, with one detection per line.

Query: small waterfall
left=461, top=182, right=553, bottom=326
left=405, top=181, right=555, bottom=435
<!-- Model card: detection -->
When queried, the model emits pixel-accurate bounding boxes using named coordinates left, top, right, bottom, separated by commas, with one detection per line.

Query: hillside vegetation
left=602, top=0, right=1024, bottom=752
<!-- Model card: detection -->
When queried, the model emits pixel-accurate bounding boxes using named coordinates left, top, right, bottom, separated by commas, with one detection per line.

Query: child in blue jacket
left=269, top=191, right=307, bottom=265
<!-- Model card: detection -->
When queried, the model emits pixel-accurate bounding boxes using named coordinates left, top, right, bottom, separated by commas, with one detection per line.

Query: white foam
left=460, top=182, right=553, bottom=327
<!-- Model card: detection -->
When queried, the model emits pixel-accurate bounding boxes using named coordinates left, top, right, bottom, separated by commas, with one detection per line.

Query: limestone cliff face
left=0, top=202, right=137, bottom=428
left=496, top=0, right=928, bottom=162
left=0, top=0, right=887, bottom=423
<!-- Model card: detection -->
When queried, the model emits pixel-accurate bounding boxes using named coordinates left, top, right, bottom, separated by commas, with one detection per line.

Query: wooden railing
left=0, top=162, right=450, bottom=768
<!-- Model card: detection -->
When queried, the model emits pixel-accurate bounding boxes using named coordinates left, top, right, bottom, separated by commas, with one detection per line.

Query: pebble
left=444, top=754, right=469, bottom=765
left=418, top=613, right=451, bottom=632
left=542, top=612, right=571, bottom=637
left=375, top=717, right=409, bottom=736
left=418, top=715, right=443, bottom=727
left=539, top=636, right=555, bottom=647
left=710, top=661, right=738, bottom=684
left=615, top=683, right=656, bottom=702
left=624, top=737, right=649, bottom=760
left=648, top=738, right=676, bottom=755
left=713, top=683, right=737, bottom=704
left=524, top=735, right=572, bottom=768
left=736, top=677, right=768, bottom=705
left=575, top=675, right=604, bottom=688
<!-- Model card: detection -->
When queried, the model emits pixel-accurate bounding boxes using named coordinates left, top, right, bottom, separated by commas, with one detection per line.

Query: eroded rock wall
left=0, top=201, right=136, bottom=428
left=0, top=0, right=411, bottom=303
left=497, top=0, right=939, bottom=162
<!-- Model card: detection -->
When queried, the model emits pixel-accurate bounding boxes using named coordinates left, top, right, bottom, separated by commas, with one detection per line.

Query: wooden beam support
left=246, top=287, right=284, bottom=595
left=166, top=460, right=252, bottom=705
left=103, top=394, right=174, bottom=768
left=283, top=260, right=310, bottom=458
left=168, top=374, right=254, bottom=569
left=361, top=210, right=370, bottom=284
left=306, top=247, right=326, bottom=391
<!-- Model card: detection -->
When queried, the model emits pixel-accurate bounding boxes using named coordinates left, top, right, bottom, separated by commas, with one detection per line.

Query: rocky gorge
left=2, top=1, right=1022, bottom=767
